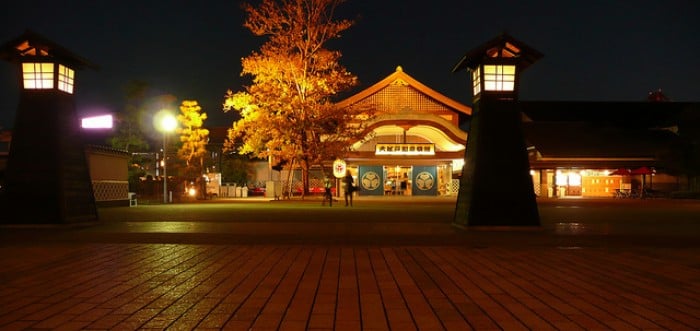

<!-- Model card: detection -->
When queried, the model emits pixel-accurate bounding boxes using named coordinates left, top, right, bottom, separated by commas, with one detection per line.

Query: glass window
left=482, top=64, right=515, bottom=91
left=555, top=173, right=568, bottom=186
left=568, top=173, right=582, bottom=186
left=471, top=67, right=481, bottom=95
left=57, top=64, right=74, bottom=94
left=22, top=62, right=54, bottom=89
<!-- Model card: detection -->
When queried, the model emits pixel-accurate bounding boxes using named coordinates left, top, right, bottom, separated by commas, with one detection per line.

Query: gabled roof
left=0, top=29, right=97, bottom=70
left=336, top=66, right=472, bottom=116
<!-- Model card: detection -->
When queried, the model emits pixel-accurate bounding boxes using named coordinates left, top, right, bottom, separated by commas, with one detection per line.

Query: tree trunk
left=301, top=157, right=310, bottom=199
left=285, top=159, right=295, bottom=198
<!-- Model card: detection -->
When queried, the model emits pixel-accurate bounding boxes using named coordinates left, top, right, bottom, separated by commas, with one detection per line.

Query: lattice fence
left=448, top=179, right=460, bottom=195
left=533, top=183, right=542, bottom=196
left=92, top=180, right=128, bottom=201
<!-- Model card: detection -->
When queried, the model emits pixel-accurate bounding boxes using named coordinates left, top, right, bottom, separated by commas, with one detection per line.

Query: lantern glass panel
left=58, top=64, right=74, bottom=94
left=482, top=64, right=516, bottom=91
left=471, top=67, right=481, bottom=95
left=22, top=62, right=54, bottom=89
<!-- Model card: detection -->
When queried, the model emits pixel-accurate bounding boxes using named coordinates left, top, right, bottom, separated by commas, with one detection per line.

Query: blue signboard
left=412, top=166, right=437, bottom=196
left=358, top=166, right=384, bottom=196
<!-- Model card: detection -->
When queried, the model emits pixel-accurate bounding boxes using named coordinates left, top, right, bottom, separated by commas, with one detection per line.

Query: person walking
left=344, top=173, right=354, bottom=207
left=322, top=176, right=333, bottom=207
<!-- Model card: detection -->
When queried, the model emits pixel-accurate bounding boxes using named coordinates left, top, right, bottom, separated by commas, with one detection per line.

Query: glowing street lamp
left=154, top=110, right=178, bottom=203
left=453, top=33, right=542, bottom=102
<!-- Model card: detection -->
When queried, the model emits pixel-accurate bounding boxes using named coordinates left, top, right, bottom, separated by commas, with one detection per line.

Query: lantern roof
left=452, top=33, right=543, bottom=73
left=0, top=29, right=98, bottom=70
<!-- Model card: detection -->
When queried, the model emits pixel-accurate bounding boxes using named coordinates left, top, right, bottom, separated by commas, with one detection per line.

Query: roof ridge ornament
left=391, top=78, right=408, bottom=86
left=396, top=65, right=403, bottom=72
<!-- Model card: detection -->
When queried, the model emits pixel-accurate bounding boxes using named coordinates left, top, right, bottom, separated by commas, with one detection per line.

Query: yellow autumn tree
left=223, top=0, right=374, bottom=197
left=177, top=100, right=209, bottom=178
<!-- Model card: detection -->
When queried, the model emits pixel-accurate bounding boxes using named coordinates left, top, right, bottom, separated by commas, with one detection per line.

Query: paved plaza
left=0, top=197, right=699, bottom=330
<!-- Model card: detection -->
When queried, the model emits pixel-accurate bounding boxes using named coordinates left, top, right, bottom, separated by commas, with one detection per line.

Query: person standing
left=344, top=173, right=354, bottom=207
left=322, top=176, right=332, bottom=206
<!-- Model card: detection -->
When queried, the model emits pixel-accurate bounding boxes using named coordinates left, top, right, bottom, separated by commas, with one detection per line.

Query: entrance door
left=555, top=170, right=582, bottom=197
left=384, top=166, right=412, bottom=195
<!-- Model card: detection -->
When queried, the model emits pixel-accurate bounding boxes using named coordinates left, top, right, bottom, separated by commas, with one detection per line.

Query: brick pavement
left=0, top=198, right=699, bottom=330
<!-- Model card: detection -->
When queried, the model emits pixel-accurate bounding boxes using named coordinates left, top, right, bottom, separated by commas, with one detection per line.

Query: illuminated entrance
left=357, top=164, right=451, bottom=196
left=383, top=165, right=412, bottom=195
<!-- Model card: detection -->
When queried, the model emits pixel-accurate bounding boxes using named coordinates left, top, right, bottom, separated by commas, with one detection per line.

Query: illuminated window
left=58, top=64, right=74, bottom=94
left=471, top=66, right=481, bottom=95
left=555, top=173, right=568, bottom=186
left=483, top=65, right=515, bottom=91
left=22, top=62, right=54, bottom=89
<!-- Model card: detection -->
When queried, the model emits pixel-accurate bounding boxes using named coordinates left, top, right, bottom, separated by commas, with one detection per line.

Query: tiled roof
left=84, top=144, right=129, bottom=156
left=520, top=101, right=697, bottom=130
left=519, top=101, right=700, bottom=162
left=523, top=121, right=678, bottom=158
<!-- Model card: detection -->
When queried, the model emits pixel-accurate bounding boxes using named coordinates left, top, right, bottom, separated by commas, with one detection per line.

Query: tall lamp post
left=155, top=110, right=178, bottom=203
left=452, top=33, right=542, bottom=227
left=0, top=30, right=99, bottom=224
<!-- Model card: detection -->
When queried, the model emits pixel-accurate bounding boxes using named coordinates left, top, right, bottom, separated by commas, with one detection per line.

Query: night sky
left=1, top=0, right=698, bottom=129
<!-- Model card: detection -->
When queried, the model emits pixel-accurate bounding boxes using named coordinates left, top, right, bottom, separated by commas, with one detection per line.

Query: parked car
left=248, top=187, right=266, bottom=196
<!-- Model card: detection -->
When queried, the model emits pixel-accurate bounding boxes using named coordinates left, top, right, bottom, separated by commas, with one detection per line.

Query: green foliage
left=108, top=81, right=153, bottom=191
left=127, top=153, right=149, bottom=192
left=108, top=80, right=150, bottom=153
left=220, top=153, right=252, bottom=185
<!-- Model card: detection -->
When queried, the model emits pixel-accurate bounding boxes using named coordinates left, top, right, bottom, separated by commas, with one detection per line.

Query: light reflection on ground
left=125, top=222, right=205, bottom=233
left=554, top=221, right=587, bottom=235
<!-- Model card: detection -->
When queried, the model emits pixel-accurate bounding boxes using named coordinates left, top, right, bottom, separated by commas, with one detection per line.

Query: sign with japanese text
left=375, top=143, right=435, bottom=156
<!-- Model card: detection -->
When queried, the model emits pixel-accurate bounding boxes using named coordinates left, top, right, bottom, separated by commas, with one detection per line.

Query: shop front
left=356, top=163, right=451, bottom=197
left=532, top=169, right=615, bottom=198
left=338, top=66, right=472, bottom=197
left=530, top=167, right=677, bottom=198
left=243, top=67, right=471, bottom=197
